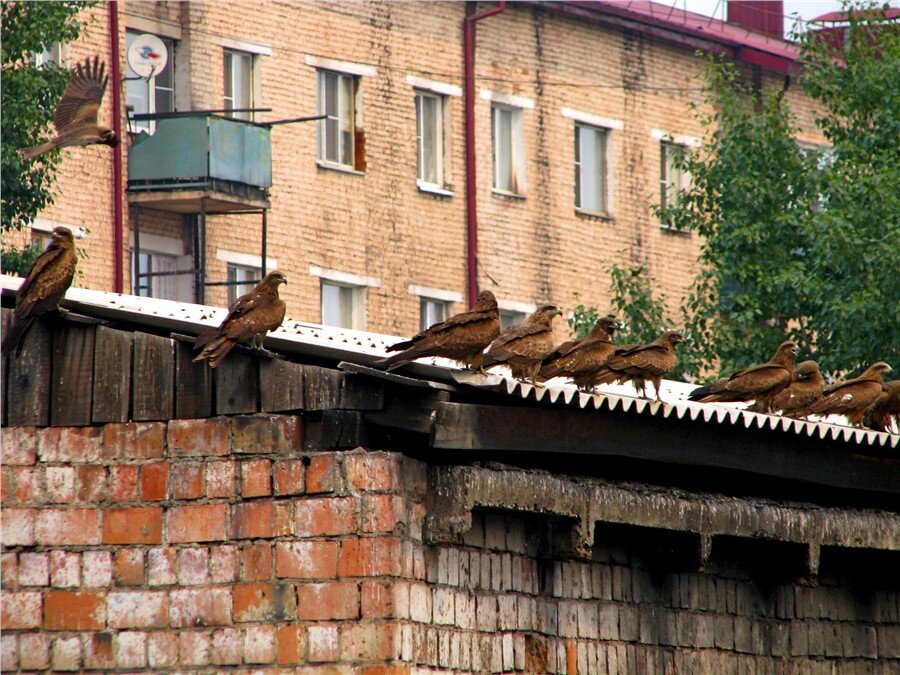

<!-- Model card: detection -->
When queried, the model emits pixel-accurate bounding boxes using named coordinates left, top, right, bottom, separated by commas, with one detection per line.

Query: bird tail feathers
left=374, top=349, right=421, bottom=371
left=1, top=316, right=36, bottom=357
left=688, top=385, right=714, bottom=401
left=20, top=141, right=57, bottom=161
left=193, top=336, right=234, bottom=368
left=386, top=338, right=415, bottom=353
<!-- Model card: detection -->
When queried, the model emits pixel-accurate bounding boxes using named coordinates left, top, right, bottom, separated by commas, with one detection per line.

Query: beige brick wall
left=25, top=1, right=826, bottom=339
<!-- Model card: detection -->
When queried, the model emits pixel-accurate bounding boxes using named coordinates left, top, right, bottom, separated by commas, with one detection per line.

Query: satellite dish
left=127, top=34, right=168, bottom=79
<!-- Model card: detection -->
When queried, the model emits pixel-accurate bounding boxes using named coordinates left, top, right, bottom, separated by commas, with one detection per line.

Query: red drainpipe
left=109, top=0, right=124, bottom=293
left=463, top=1, right=505, bottom=307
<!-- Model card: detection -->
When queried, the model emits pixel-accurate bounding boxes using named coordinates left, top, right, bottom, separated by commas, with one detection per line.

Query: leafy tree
left=1, top=1, right=94, bottom=273
left=657, top=55, right=819, bottom=379
left=586, top=2, right=897, bottom=382
left=568, top=257, right=669, bottom=346
left=794, top=2, right=900, bottom=374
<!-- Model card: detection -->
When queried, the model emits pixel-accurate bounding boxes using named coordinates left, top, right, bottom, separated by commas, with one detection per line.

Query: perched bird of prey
left=538, top=315, right=620, bottom=391
left=863, top=380, right=900, bottom=433
left=804, top=362, right=893, bottom=427
left=193, top=271, right=287, bottom=368
left=593, top=330, right=685, bottom=401
left=688, top=340, right=798, bottom=413
left=748, top=360, right=824, bottom=417
left=19, top=56, right=119, bottom=161
left=377, top=290, right=500, bottom=372
left=2, top=227, right=77, bottom=356
left=482, top=304, right=562, bottom=386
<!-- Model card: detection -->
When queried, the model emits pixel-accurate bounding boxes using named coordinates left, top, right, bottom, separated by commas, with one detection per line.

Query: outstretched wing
left=55, top=56, right=108, bottom=133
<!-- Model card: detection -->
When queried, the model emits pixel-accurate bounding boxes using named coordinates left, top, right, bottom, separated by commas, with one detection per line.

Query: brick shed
left=1, top=276, right=899, bottom=673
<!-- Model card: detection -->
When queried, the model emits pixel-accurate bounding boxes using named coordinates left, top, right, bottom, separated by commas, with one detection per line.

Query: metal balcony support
left=130, top=198, right=269, bottom=305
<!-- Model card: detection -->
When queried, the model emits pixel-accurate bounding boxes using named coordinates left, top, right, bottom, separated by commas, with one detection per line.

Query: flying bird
left=19, top=56, right=119, bottom=161
left=376, top=290, right=500, bottom=372
left=2, top=227, right=77, bottom=356
left=863, top=380, right=900, bottom=433
left=688, top=340, right=798, bottom=413
left=482, top=304, right=562, bottom=386
left=193, top=271, right=287, bottom=368
left=538, top=315, right=620, bottom=391
left=748, top=360, right=824, bottom=417
left=593, top=330, right=685, bottom=401
left=804, top=362, right=893, bottom=427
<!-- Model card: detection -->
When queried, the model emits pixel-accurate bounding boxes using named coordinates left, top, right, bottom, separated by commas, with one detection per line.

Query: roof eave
left=537, top=0, right=800, bottom=75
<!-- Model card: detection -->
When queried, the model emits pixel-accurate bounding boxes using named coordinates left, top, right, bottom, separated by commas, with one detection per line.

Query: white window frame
left=310, top=266, right=380, bottom=331
left=33, top=42, right=69, bottom=68
left=316, top=69, right=361, bottom=171
left=497, top=299, right=535, bottom=331
left=574, top=123, right=611, bottom=215
left=225, top=263, right=259, bottom=305
left=415, top=90, right=447, bottom=192
left=320, top=281, right=366, bottom=330
left=223, top=48, right=255, bottom=121
left=128, top=232, right=192, bottom=302
left=126, top=31, right=176, bottom=134
left=419, top=297, right=451, bottom=331
left=659, top=140, right=690, bottom=212
left=490, top=104, right=525, bottom=196
left=408, top=284, right=462, bottom=331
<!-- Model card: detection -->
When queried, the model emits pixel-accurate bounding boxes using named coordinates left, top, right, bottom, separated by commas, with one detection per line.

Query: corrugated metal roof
left=2, top=274, right=896, bottom=450
left=559, top=0, right=801, bottom=67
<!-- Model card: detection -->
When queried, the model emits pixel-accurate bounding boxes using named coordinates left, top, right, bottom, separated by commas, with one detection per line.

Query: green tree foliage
left=1, top=1, right=94, bottom=236
left=795, top=3, right=900, bottom=374
left=657, top=56, right=819, bottom=379
left=568, top=258, right=669, bottom=347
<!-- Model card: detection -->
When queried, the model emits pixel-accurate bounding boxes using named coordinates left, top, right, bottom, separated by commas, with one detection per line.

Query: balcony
left=127, top=114, right=272, bottom=213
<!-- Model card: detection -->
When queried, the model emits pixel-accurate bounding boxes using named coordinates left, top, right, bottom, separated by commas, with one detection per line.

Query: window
left=415, top=91, right=445, bottom=188
left=317, top=70, right=361, bottom=170
left=491, top=104, right=525, bottom=194
left=420, top=298, right=449, bottom=330
left=575, top=123, right=609, bottom=214
left=132, top=252, right=182, bottom=301
left=321, top=281, right=365, bottom=330
left=33, top=42, right=66, bottom=68
left=31, top=231, right=54, bottom=251
left=224, top=49, right=254, bottom=120
left=500, top=309, right=526, bottom=330
left=660, top=141, right=688, bottom=210
left=126, top=31, right=175, bottom=133
left=226, top=264, right=259, bottom=305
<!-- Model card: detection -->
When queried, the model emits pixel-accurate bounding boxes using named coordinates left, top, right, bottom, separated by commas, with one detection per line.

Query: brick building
left=1, top=284, right=898, bottom=672
left=19, top=0, right=826, bottom=338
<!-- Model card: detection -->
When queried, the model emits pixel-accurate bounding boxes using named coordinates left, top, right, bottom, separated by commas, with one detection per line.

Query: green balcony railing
left=128, top=115, right=272, bottom=195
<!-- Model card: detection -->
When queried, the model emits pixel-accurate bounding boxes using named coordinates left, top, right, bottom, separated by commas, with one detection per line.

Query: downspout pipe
left=463, top=1, right=505, bottom=308
left=109, top=0, right=124, bottom=293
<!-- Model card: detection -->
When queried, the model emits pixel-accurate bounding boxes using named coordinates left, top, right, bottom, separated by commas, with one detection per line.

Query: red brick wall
left=2, top=417, right=898, bottom=672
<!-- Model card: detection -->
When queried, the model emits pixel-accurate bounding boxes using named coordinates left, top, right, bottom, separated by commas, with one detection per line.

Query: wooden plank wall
left=2, top=316, right=382, bottom=427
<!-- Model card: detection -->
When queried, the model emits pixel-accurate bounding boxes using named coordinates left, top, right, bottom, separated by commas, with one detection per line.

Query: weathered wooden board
left=2, top=308, right=14, bottom=427
left=215, top=353, right=258, bottom=414
left=302, top=365, right=343, bottom=410
left=132, top=332, right=174, bottom=421
left=6, top=314, right=54, bottom=427
left=302, top=365, right=383, bottom=411
left=303, top=410, right=366, bottom=450
left=51, top=322, right=96, bottom=426
left=260, top=358, right=304, bottom=412
left=175, top=339, right=212, bottom=419
left=92, top=326, right=133, bottom=423
left=432, top=402, right=900, bottom=495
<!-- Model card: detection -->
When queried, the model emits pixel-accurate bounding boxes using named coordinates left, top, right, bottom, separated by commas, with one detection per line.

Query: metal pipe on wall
left=108, top=0, right=124, bottom=293
left=463, top=1, right=505, bottom=308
